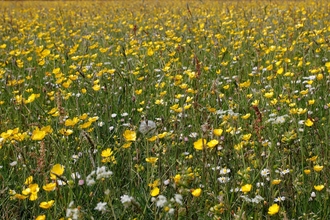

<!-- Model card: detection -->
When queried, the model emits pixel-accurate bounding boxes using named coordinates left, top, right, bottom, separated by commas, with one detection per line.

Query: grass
left=0, top=0, right=329, bottom=219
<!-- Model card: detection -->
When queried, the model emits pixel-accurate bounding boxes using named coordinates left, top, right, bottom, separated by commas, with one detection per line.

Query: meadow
left=0, top=0, right=329, bottom=219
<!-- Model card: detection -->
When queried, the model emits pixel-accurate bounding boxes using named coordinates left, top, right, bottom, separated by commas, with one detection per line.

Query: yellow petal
left=150, top=187, right=160, bottom=197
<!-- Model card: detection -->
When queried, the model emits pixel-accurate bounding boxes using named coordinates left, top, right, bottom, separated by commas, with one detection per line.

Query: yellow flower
left=308, top=99, right=315, bottom=105
left=31, top=128, right=46, bottom=141
left=101, top=148, right=113, bottom=157
left=35, top=215, right=46, bottom=220
left=316, top=73, right=323, bottom=80
left=239, top=80, right=251, bottom=88
left=313, top=165, right=323, bottom=172
left=92, top=84, right=101, bottom=91
left=241, top=184, right=252, bottom=194
left=234, top=142, right=243, bottom=151
left=41, top=49, right=51, bottom=57
left=148, top=179, right=160, bottom=188
left=24, top=176, right=33, bottom=185
left=79, top=121, right=92, bottom=129
left=271, top=179, right=282, bottom=185
left=22, top=183, right=39, bottom=201
left=207, top=139, right=219, bottom=149
left=50, top=164, right=65, bottom=180
left=147, top=47, right=154, bottom=56
left=65, top=117, right=79, bottom=126
left=314, top=185, right=325, bottom=191
left=173, top=174, right=181, bottom=184
left=277, top=67, right=284, bottom=75
left=308, top=155, right=318, bottom=162
left=135, top=89, right=142, bottom=95
left=122, top=142, right=132, bottom=149
left=242, top=133, right=251, bottom=141
left=146, top=157, right=158, bottom=164
left=191, top=188, right=202, bottom=197
left=150, top=187, right=160, bottom=197
left=268, top=203, right=280, bottom=215
left=123, top=130, right=136, bottom=142
left=147, top=135, right=158, bottom=142
left=79, top=114, right=90, bottom=121
left=39, top=200, right=55, bottom=209
left=213, top=128, right=223, bottom=136
left=241, top=113, right=251, bottom=119
left=251, top=100, right=259, bottom=107
left=89, top=116, right=99, bottom=122
left=59, top=128, right=74, bottom=136
left=14, top=193, right=28, bottom=199
left=24, top=93, right=39, bottom=104
left=193, top=138, right=207, bottom=150
left=304, top=169, right=311, bottom=175
left=264, top=92, right=274, bottom=98
left=305, top=118, right=314, bottom=127
left=157, top=132, right=168, bottom=139
left=43, top=182, right=56, bottom=192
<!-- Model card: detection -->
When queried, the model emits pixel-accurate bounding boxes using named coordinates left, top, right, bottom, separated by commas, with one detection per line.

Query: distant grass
left=0, top=1, right=329, bottom=219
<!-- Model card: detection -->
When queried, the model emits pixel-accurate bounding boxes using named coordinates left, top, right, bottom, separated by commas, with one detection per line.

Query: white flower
left=273, top=115, right=287, bottom=124
left=240, top=195, right=252, bottom=202
left=282, top=169, right=290, bottom=175
left=10, top=161, right=17, bottom=166
left=96, top=166, right=113, bottom=180
left=121, top=112, right=129, bottom=117
left=256, top=182, right=265, bottom=188
left=274, top=196, right=285, bottom=202
left=311, top=192, right=316, bottom=198
left=57, top=179, right=67, bottom=186
left=71, top=172, right=81, bottom=180
left=156, top=195, right=167, bottom=207
left=260, top=168, right=270, bottom=177
left=251, top=195, right=264, bottom=204
left=230, top=187, right=240, bottom=192
left=219, top=168, right=231, bottom=175
left=168, top=208, right=175, bottom=215
left=104, top=189, right=110, bottom=195
left=218, top=177, right=230, bottom=183
left=174, top=194, right=183, bottom=205
left=163, top=179, right=170, bottom=185
left=86, top=171, right=96, bottom=186
left=94, top=202, right=107, bottom=212
left=121, top=195, right=134, bottom=207
left=139, top=120, right=156, bottom=135
left=66, top=201, right=80, bottom=220
left=189, top=132, right=198, bottom=138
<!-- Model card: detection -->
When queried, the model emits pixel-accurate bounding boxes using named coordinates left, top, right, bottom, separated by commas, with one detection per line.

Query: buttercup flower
left=313, top=165, right=324, bottom=172
left=191, top=188, right=202, bottom=197
left=194, top=138, right=207, bottom=150
left=50, top=164, right=65, bottom=180
left=314, top=185, right=325, bottom=191
left=150, top=187, right=160, bottom=197
left=241, top=184, right=252, bottom=194
left=146, top=157, right=158, bottom=165
left=268, top=203, right=280, bottom=215
left=39, top=200, right=55, bottom=209
left=123, top=130, right=136, bottom=142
